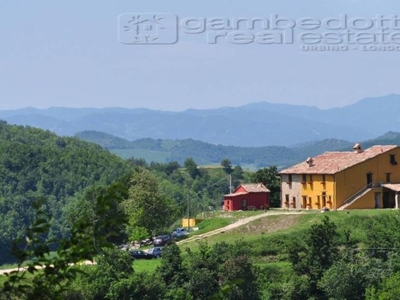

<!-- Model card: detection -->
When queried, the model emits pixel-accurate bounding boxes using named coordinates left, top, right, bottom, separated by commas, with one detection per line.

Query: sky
left=0, top=0, right=400, bottom=111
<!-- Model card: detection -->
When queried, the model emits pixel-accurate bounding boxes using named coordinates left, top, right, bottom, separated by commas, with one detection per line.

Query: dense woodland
left=0, top=122, right=279, bottom=264
left=2, top=122, right=400, bottom=299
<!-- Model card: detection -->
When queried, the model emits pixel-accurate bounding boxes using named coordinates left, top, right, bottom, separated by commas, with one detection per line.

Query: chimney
left=353, top=143, right=363, bottom=153
left=306, top=157, right=314, bottom=167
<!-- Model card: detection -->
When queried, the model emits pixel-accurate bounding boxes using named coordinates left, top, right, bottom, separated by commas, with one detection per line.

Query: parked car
left=153, top=234, right=172, bottom=246
left=172, top=228, right=190, bottom=237
left=147, top=247, right=163, bottom=258
left=129, top=250, right=156, bottom=260
left=140, top=237, right=154, bottom=247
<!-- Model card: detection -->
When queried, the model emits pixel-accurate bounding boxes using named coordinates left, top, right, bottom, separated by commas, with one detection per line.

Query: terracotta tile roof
left=382, top=183, right=400, bottom=192
left=241, top=183, right=270, bottom=193
left=224, top=183, right=270, bottom=197
left=279, top=145, right=398, bottom=175
left=223, top=191, right=249, bottom=197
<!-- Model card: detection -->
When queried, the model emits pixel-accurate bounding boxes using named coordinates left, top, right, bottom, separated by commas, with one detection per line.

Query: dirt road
left=0, top=261, right=94, bottom=275
left=177, top=210, right=305, bottom=245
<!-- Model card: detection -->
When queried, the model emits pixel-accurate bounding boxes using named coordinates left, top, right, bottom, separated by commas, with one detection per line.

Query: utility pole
left=187, top=189, right=190, bottom=231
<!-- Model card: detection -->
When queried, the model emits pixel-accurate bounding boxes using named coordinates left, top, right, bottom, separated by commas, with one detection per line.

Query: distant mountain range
left=1, top=94, right=399, bottom=147
left=75, top=130, right=400, bottom=169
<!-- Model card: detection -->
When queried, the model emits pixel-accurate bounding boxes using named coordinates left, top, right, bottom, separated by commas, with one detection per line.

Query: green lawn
left=133, top=258, right=161, bottom=273
left=181, top=209, right=400, bottom=251
left=191, top=217, right=235, bottom=235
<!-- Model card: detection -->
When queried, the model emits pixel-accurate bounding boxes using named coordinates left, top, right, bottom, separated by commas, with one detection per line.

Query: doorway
left=383, top=192, right=390, bottom=208
left=367, top=173, right=373, bottom=186
left=374, top=192, right=381, bottom=208
left=241, top=199, right=247, bottom=210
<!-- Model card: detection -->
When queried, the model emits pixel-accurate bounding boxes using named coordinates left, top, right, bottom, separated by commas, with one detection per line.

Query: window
left=386, top=173, right=391, bottom=183
left=322, top=192, right=326, bottom=207
left=302, top=174, right=307, bottom=182
left=288, top=174, right=292, bottom=183
left=302, top=196, right=307, bottom=208
left=285, top=194, right=289, bottom=203
left=390, top=154, right=397, bottom=165
left=292, top=197, right=296, bottom=208
left=309, top=175, right=313, bottom=182
left=322, top=174, right=326, bottom=182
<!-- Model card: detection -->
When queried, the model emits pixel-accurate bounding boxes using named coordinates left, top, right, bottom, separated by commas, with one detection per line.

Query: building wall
left=235, top=186, right=247, bottom=193
left=300, top=174, right=335, bottom=209
left=281, top=174, right=302, bottom=209
left=224, top=193, right=269, bottom=211
left=335, top=148, right=400, bottom=208
left=346, top=191, right=373, bottom=209
left=224, top=199, right=233, bottom=211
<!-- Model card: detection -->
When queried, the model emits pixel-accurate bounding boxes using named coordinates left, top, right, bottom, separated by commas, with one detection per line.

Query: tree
left=77, top=248, right=134, bottom=299
left=319, top=260, right=366, bottom=300
left=220, top=159, right=233, bottom=175
left=158, top=244, right=187, bottom=288
left=107, top=272, right=166, bottom=300
left=251, top=166, right=280, bottom=207
left=184, top=158, right=201, bottom=179
left=366, top=272, right=400, bottom=300
left=127, top=157, right=148, bottom=168
left=288, top=216, right=339, bottom=299
left=1, top=188, right=126, bottom=300
left=218, top=255, right=260, bottom=300
left=121, top=169, right=178, bottom=237
left=63, top=180, right=129, bottom=245
left=231, top=165, right=244, bottom=181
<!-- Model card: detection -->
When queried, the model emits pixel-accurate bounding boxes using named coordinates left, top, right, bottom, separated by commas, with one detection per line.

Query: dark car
left=147, top=247, right=163, bottom=258
left=129, top=250, right=156, bottom=260
left=153, top=234, right=172, bottom=246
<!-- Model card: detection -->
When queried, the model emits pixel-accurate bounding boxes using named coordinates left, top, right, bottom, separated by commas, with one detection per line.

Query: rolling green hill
left=76, top=130, right=400, bottom=169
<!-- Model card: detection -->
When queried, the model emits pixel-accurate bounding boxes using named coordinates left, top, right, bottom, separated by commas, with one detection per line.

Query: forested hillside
left=0, top=121, right=131, bottom=263
left=0, top=121, right=282, bottom=265
left=76, top=130, right=400, bottom=169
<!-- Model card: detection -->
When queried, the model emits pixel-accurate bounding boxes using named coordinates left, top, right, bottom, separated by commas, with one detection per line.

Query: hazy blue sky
left=1, top=0, right=399, bottom=110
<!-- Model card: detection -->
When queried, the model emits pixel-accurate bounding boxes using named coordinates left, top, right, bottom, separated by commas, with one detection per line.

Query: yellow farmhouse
left=279, top=144, right=400, bottom=210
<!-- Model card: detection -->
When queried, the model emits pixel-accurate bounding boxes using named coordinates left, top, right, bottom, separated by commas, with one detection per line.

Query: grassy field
left=1, top=209, right=398, bottom=275
left=110, top=149, right=169, bottom=162
left=133, top=258, right=162, bottom=273
left=180, top=209, right=400, bottom=252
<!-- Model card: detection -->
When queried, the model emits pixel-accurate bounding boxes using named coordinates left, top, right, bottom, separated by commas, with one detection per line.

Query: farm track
left=177, top=211, right=306, bottom=245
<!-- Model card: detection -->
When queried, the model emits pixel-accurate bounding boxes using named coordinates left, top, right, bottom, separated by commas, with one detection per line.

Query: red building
left=223, top=183, right=270, bottom=211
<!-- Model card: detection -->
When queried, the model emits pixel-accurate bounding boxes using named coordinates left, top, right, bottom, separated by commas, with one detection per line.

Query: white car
left=172, top=228, right=190, bottom=237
